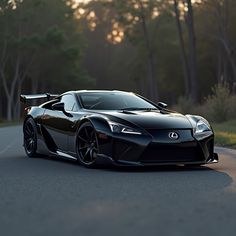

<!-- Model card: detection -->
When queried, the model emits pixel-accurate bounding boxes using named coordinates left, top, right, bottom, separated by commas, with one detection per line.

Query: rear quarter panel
left=25, top=106, right=46, bottom=123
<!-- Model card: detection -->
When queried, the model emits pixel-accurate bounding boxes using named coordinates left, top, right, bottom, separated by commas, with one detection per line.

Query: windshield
left=77, top=92, right=157, bottom=110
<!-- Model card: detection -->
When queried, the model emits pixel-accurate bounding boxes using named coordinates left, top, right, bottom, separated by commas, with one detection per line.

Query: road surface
left=0, top=125, right=236, bottom=236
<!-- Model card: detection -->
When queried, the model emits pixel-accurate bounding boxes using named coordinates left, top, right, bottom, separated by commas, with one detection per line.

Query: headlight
left=194, top=119, right=213, bottom=140
left=195, top=119, right=211, bottom=133
left=107, top=121, right=142, bottom=135
left=186, top=115, right=213, bottom=140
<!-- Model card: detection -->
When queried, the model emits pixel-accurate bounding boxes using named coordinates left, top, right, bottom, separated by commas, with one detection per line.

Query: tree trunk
left=0, top=56, right=20, bottom=121
left=217, top=43, right=223, bottom=82
left=205, top=0, right=236, bottom=82
left=220, top=0, right=236, bottom=81
left=13, top=79, right=22, bottom=120
left=6, top=97, right=13, bottom=121
left=185, top=0, right=198, bottom=102
left=138, top=0, right=158, bottom=101
left=0, top=68, right=12, bottom=121
left=173, top=0, right=191, bottom=97
left=220, top=38, right=236, bottom=81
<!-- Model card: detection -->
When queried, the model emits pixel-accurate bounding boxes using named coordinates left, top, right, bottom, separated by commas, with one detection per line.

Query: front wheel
left=76, top=122, right=99, bottom=168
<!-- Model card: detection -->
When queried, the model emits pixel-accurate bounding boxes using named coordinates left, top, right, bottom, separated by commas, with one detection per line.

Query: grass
left=212, top=120, right=236, bottom=149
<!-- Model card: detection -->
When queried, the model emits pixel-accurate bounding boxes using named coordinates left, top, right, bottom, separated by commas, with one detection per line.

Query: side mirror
left=52, top=102, right=65, bottom=112
left=157, top=102, right=168, bottom=109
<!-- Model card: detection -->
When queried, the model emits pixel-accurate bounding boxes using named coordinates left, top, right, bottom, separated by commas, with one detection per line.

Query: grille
left=146, top=129, right=194, bottom=143
left=140, top=143, right=202, bottom=163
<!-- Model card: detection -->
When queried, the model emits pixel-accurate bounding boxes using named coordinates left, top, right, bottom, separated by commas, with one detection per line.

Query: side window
left=61, top=95, right=76, bottom=112
left=42, top=99, right=59, bottom=110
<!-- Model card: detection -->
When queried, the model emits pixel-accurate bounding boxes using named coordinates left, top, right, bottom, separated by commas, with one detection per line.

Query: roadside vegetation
left=212, top=120, right=236, bottom=148
left=173, top=83, right=236, bottom=149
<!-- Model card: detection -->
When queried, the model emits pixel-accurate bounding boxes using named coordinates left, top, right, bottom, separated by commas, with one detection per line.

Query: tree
left=201, top=0, right=236, bottom=83
left=185, top=0, right=198, bottom=102
left=0, top=0, right=91, bottom=120
left=100, top=0, right=164, bottom=101
left=171, top=0, right=198, bottom=102
left=173, top=0, right=190, bottom=97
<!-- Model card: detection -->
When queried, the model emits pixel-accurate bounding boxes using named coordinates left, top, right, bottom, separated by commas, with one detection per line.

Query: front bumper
left=96, top=129, right=218, bottom=166
left=96, top=152, right=219, bottom=166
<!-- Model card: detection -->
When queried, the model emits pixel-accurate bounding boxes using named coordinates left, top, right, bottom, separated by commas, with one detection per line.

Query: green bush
left=229, top=95, right=236, bottom=120
left=199, top=83, right=232, bottom=122
left=172, top=96, right=195, bottom=114
left=173, top=83, right=236, bottom=123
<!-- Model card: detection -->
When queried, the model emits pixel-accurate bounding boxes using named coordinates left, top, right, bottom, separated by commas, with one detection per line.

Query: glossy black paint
left=22, top=90, right=218, bottom=166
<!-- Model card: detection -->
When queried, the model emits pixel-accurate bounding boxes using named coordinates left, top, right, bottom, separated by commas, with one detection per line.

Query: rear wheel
left=23, top=118, right=39, bottom=158
left=76, top=122, right=99, bottom=168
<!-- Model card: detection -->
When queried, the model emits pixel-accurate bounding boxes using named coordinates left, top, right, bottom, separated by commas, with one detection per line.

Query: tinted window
left=61, top=95, right=76, bottom=112
left=78, top=92, right=157, bottom=110
left=42, top=99, right=59, bottom=110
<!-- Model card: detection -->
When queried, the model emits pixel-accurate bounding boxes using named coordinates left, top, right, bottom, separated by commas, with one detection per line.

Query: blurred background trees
left=0, top=0, right=236, bottom=121
left=0, top=0, right=93, bottom=120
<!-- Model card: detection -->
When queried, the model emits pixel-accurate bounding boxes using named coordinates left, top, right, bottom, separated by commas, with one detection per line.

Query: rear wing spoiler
left=20, top=93, right=59, bottom=104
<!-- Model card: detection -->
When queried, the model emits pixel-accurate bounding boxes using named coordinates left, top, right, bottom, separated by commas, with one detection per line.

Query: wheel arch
left=76, top=115, right=111, bottom=135
left=23, top=115, right=34, bottom=126
left=23, top=114, right=43, bottom=144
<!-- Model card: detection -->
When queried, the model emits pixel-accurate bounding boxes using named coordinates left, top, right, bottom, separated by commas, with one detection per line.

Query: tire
left=23, top=117, right=39, bottom=158
left=76, top=122, right=99, bottom=168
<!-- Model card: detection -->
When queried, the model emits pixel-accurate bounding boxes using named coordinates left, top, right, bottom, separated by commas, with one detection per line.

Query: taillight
left=24, top=107, right=31, bottom=113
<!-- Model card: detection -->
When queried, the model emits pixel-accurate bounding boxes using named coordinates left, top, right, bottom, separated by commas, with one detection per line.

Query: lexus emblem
left=168, top=132, right=179, bottom=140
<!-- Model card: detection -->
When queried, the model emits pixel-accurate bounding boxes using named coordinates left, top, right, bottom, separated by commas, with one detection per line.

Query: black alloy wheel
left=76, top=122, right=99, bottom=167
left=23, top=118, right=38, bottom=157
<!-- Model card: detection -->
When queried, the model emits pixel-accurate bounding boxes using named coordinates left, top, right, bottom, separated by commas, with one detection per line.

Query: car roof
left=63, top=90, right=133, bottom=95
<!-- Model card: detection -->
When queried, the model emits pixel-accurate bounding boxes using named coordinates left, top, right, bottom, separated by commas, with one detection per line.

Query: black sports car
left=20, top=90, right=218, bottom=167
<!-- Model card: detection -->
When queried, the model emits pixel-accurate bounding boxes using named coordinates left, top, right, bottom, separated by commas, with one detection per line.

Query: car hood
left=95, top=110, right=193, bottom=129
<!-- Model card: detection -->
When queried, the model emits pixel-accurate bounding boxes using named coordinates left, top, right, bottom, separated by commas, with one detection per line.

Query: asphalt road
left=0, top=126, right=236, bottom=236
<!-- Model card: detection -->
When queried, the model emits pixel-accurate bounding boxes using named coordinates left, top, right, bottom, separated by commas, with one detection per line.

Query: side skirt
left=55, top=151, right=77, bottom=161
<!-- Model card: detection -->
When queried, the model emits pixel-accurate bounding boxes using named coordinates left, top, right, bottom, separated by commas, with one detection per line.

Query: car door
left=42, top=94, right=77, bottom=152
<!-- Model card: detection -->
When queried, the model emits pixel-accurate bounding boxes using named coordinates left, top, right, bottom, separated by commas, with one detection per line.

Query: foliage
left=203, top=83, right=232, bottom=122
left=82, top=0, right=166, bottom=101
left=212, top=120, right=236, bottom=148
left=1, top=0, right=236, bottom=122
left=0, top=0, right=93, bottom=120
left=172, top=96, right=194, bottom=114
left=79, top=0, right=236, bottom=105
left=173, top=82, right=236, bottom=124
left=191, top=82, right=236, bottom=122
